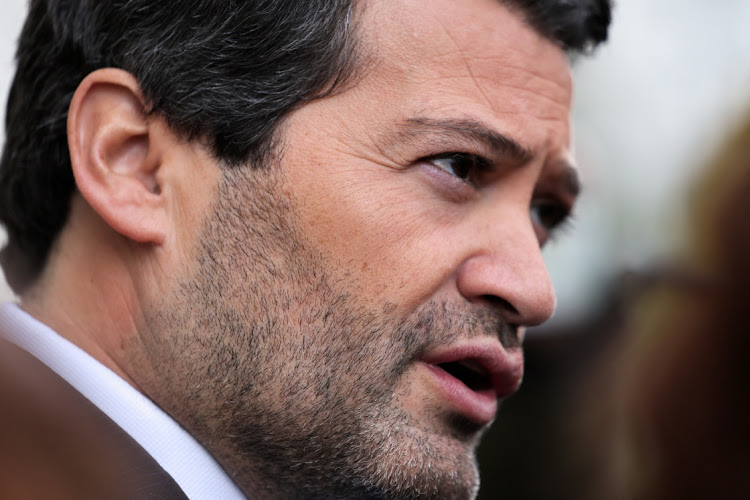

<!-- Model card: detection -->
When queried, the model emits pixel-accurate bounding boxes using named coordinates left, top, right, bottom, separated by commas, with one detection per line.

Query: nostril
left=481, top=295, right=518, bottom=315
left=481, top=295, right=522, bottom=348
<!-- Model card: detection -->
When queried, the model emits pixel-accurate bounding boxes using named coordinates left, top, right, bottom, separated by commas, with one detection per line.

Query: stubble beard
left=137, top=164, right=506, bottom=499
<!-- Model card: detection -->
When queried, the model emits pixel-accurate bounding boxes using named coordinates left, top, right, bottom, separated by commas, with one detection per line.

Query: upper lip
left=419, top=341, right=524, bottom=398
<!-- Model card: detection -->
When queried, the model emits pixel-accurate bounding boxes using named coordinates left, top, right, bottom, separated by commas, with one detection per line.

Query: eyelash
left=423, top=152, right=574, bottom=245
left=422, top=152, right=493, bottom=185
left=531, top=201, right=575, bottom=245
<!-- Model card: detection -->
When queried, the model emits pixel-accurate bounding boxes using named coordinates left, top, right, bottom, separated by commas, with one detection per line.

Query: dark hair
left=0, top=0, right=612, bottom=292
left=505, top=0, right=612, bottom=53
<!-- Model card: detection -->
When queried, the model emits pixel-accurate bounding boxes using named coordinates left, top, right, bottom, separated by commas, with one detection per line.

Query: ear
left=67, top=68, right=167, bottom=245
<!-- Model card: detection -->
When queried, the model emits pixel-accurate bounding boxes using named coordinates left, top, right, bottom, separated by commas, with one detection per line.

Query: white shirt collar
left=0, top=302, right=246, bottom=500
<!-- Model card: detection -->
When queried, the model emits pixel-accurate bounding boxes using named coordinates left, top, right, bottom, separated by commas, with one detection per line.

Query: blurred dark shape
left=0, top=336, right=186, bottom=499
left=477, top=113, right=750, bottom=500
left=614, top=112, right=750, bottom=500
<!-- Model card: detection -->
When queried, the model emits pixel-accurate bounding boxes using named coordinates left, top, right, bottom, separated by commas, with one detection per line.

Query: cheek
left=291, top=164, right=459, bottom=309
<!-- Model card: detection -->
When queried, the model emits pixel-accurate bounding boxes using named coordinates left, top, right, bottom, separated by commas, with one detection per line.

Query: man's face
left=137, top=0, right=575, bottom=498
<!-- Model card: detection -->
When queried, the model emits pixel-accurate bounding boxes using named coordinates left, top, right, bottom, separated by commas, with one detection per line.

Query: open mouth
left=420, top=343, right=522, bottom=424
left=437, top=360, right=493, bottom=392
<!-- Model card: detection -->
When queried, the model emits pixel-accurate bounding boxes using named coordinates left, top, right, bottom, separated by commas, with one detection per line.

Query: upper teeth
left=457, top=360, right=486, bottom=376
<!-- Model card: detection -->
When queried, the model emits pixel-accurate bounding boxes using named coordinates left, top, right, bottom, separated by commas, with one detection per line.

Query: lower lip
left=422, top=362, right=498, bottom=425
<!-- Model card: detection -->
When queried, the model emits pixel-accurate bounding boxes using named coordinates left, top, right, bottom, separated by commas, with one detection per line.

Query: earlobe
left=67, top=68, right=167, bottom=245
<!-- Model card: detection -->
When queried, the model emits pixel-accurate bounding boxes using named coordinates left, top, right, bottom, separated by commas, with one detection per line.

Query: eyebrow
left=400, top=117, right=535, bottom=166
left=561, top=162, right=582, bottom=199
left=543, top=156, right=582, bottom=201
left=394, top=117, right=581, bottom=198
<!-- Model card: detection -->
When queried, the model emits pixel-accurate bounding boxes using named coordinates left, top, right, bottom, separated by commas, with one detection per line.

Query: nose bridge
left=456, top=208, right=556, bottom=327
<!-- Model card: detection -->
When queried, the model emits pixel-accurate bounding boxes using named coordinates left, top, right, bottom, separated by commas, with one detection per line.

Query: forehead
left=354, top=0, right=573, bottom=152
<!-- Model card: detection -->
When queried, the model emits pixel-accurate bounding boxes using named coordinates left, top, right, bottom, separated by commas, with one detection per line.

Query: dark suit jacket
left=0, top=335, right=188, bottom=499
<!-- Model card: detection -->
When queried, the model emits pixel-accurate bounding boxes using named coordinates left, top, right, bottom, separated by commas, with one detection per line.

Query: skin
left=22, top=0, right=577, bottom=498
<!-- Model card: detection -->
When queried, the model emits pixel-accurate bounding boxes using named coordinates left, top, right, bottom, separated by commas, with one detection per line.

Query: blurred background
left=1, top=0, right=749, bottom=498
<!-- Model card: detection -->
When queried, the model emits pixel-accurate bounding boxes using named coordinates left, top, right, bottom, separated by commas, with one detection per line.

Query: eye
left=530, top=199, right=573, bottom=244
left=423, top=153, right=491, bottom=184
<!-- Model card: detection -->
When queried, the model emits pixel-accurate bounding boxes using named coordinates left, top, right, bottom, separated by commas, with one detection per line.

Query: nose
left=456, top=218, right=556, bottom=328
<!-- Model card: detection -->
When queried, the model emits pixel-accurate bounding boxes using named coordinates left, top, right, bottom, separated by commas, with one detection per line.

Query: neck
left=20, top=195, right=144, bottom=389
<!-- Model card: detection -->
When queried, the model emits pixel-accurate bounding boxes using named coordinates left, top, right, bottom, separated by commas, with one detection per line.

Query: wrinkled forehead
left=350, top=0, right=574, bottom=161
left=358, top=0, right=573, bottom=106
